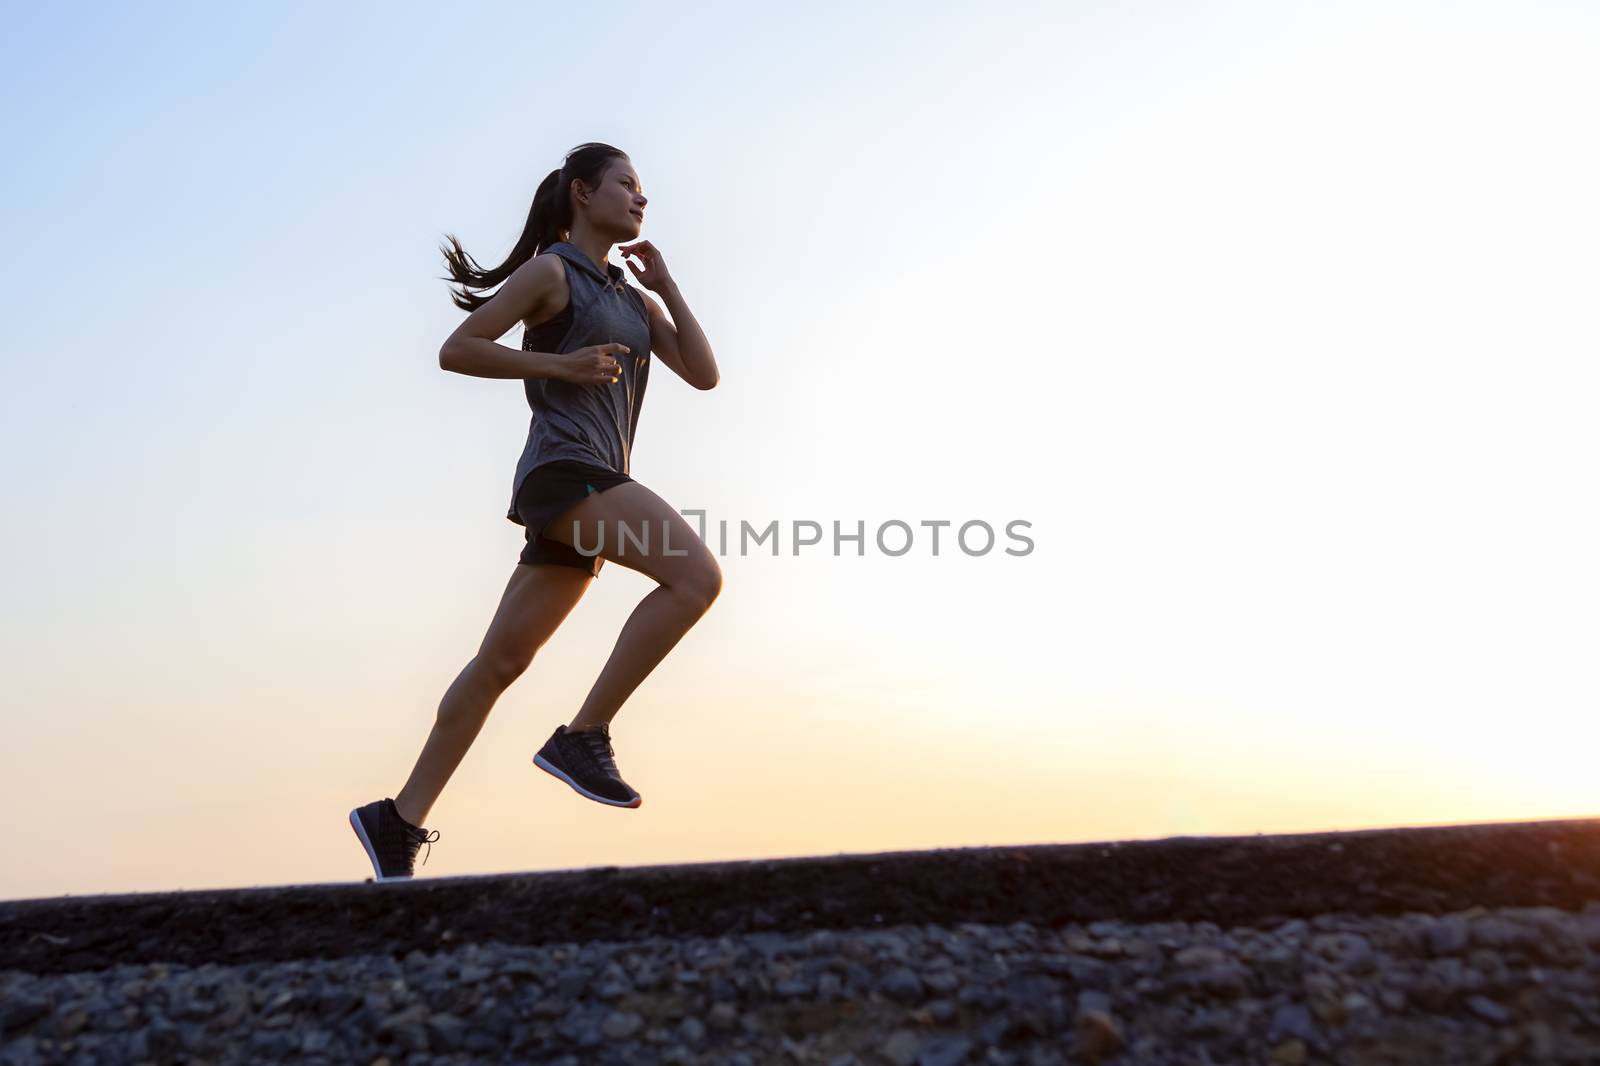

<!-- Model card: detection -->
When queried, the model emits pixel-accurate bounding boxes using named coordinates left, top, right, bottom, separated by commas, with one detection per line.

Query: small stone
left=426, top=1013, right=467, bottom=1051
left=1271, top=1039, right=1308, bottom=1065
left=299, top=1030, right=333, bottom=1054
left=880, top=967, right=926, bottom=1005
left=1466, top=995, right=1512, bottom=1024
left=1269, top=1002, right=1319, bottom=1045
left=1073, top=1009, right=1124, bottom=1063
left=879, top=1028, right=923, bottom=1066
left=916, top=1034, right=973, bottom=1066
left=55, top=1008, right=89, bottom=1038
left=956, top=983, right=1001, bottom=1010
left=531, top=996, right=567, bottom=1017
left=1426, top=917, right=1471, bottom=956
left=601, top=1010, right=643, bottom=1039
left=1076, top=989, right=1113, bottom=1015
left=1174, top=945, right=1229, bottom=967
left=775, top=977, right=814, bottom=998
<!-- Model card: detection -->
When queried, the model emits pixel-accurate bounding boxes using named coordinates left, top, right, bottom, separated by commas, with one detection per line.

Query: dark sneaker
left=533, top=723, right=642, bottom=808
left=348, top=797, right=440, bottom=881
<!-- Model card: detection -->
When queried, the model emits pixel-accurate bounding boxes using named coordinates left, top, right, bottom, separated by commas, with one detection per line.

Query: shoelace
left=403, top=827, right=442, bottom=866
left=573, top=726, right=620, bottom=775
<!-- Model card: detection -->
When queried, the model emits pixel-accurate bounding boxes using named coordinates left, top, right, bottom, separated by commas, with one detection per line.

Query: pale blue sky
left=4, top=1, right=1597, bottom=899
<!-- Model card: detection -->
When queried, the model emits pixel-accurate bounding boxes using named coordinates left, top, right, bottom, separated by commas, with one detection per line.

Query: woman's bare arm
left=657, top=282, right=718, bottom=390
left=439, top=255, right=567, bottom=379
left=618, top=240, right=719, bottom=390
left=640, top=284, right=719, bottom=390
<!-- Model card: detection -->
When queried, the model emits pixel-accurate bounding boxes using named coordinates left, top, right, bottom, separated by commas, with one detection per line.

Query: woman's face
left=578, top=158, right=647, bottom=238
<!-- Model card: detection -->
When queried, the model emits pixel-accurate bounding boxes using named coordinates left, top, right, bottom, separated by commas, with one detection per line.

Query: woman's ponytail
left=437, top=142, right=627, bottom=312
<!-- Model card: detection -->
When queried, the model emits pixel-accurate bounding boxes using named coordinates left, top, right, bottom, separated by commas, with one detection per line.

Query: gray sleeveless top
left=506, top=241, right=653, bottom=525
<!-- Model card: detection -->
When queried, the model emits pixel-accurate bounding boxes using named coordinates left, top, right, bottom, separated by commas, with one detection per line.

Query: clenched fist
left=552, top=343, right=628, bottom=386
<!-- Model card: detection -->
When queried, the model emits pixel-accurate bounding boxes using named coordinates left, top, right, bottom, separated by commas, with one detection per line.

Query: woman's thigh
left=539, top=480, right=720, bottom=591
left=475, top=562, right=594, bottom=678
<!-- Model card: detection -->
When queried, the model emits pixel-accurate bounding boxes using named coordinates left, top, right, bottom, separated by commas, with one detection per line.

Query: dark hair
left=437, top=141, right=629, bottom=312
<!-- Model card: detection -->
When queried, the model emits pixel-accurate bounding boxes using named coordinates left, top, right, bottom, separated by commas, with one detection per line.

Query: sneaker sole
left=532, top=753, right=642, bottom=808
left=348, top=808, right=412, bottom=882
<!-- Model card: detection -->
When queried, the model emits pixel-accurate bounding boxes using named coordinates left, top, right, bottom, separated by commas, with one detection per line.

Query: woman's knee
left=471, top=648, right=534, bottom=689
left=674, top=554, right=722, bottom=612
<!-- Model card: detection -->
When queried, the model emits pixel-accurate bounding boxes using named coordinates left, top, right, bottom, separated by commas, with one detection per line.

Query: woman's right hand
left=551, top=343, right=628, bottom=386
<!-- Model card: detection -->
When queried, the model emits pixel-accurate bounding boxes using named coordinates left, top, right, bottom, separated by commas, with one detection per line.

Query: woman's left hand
left=618, top=240, right=675, bottom=293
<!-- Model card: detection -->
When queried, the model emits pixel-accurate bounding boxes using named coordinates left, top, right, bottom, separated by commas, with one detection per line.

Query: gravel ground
left=5, top=902, right=1600, bottom=1065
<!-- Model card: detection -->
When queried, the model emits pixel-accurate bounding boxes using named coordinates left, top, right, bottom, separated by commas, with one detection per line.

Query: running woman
left=349, top=142, right=722, bottom=882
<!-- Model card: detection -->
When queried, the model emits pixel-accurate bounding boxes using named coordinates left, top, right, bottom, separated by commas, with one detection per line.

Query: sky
left=2, top=0, right=1596, bottom=901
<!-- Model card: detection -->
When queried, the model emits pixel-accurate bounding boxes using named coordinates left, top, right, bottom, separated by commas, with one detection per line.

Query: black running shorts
left=514, top=460, right=635, bottom=576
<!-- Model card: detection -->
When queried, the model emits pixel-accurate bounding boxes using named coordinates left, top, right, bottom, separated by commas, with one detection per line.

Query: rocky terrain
left=4, top=818, right=1599, bottom=1064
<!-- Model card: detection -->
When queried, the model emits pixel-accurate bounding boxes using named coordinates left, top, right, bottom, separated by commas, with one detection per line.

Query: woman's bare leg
left=539, top=481, right=723, bottom=732
left=393, top=562, right=593, bottom=827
